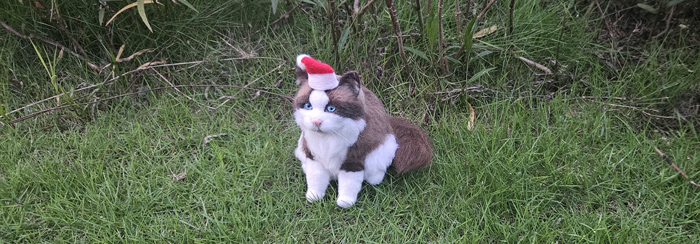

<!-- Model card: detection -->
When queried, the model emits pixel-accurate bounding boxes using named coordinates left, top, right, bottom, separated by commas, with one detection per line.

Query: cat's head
left=293, top=69, right=366, bottom=133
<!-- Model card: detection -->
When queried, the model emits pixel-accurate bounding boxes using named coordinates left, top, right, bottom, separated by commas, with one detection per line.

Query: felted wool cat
left=293, top=54, right=432, bottom=208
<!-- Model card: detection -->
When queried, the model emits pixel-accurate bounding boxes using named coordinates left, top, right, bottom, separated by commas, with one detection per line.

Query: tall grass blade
left=404, top=46, right=429, bottom=61
left=271, top=0, right=279, bottom=14
left=466, top=67, right=495, bottom=83
left=667, top=0, right=687, bottom=7
left=426, top=10, right=438, bottom=48
left=177, top=0, right=199, bottom=12
left=105, top=0, right=155, bottom=27
left=462, top=17, right=477, bottom=61
left=99, top=7, right=105, bottom=26
left=338, top=27, right=350, bottom=53
left=636, top=3, right=657, bottom=14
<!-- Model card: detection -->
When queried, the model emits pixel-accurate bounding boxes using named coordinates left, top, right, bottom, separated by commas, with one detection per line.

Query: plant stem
left=509, top=0, right=515, bottom=35
left=385, top=0, right=411, bottom=73
left=416, top=0, right=424, bottom=32
left=438, top=0, right=448, bottom=74
left=455, top=0, right=461, bottom=35
left=328, top=0, right=341, bottom=65
left=477, top=0, right=497, bottom=23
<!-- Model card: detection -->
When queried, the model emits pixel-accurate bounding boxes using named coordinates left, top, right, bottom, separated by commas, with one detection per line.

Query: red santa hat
left=296, top=54, right=339, bottom=90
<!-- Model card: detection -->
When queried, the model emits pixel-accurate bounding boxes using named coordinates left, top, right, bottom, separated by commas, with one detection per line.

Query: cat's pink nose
left=311, top=118, right=322, bottom=127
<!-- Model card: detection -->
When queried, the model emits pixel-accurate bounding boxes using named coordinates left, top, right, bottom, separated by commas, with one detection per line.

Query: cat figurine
left=292, top=54, right=432, bottom=208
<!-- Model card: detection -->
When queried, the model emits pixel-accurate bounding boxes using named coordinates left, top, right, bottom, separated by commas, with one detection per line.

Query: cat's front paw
left=336, top=196, right=357, bottom=208
left=306, top=190, right=325, bottom=203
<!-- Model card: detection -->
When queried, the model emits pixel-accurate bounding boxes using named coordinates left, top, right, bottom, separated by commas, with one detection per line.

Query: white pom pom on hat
left=296, top=54, right=339, bottom=91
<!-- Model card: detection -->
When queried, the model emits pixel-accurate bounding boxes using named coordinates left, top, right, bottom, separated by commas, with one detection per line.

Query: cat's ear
left=295, top=68, right=309, bottom=85
left=338, top=71, right=362, bottom=96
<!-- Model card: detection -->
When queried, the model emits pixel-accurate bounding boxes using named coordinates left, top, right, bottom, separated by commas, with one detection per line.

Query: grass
left=1, top=0, right=699, bottom=242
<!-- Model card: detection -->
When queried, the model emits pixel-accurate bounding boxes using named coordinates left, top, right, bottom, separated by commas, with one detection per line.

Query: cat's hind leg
left=364, top=135, right=398, bottom=185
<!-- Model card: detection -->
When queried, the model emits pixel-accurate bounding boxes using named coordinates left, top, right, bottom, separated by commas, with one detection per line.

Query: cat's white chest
left=300, top=119, right=365, bottom=177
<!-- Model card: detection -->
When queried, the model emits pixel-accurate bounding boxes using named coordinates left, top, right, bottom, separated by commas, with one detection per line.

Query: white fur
left=308, top=90, right=329, bottom=109
left=364, top=135, right=398, bottom=185
left=296, top=54, right=310, bottom=70
left=337, top=171, right=364, bottom=208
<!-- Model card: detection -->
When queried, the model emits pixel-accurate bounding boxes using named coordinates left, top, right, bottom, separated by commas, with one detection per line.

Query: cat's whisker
left=331, top=131, right=352, bottom=144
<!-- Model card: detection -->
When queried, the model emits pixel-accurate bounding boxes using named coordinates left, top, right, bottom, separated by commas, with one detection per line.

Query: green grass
left=1, top=0, right=699, bottom=242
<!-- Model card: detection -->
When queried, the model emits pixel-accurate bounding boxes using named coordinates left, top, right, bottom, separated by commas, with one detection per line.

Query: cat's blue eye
left=303, top=103, right=313, bottom=110
left=326, top=105, right=336, bottom=112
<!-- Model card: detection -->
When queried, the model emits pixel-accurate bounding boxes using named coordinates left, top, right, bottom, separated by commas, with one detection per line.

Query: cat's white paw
left=336, top=197, right=357, bottom=208
left=306, top=190, right=325, bottom=202
left=365, top=172, right=385, bottom=185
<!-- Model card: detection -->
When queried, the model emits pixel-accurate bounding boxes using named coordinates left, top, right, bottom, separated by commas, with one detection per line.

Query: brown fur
left=301, top=137, right=314, bottom=160
left=294, top=68, right=432, bottom=174
left=389, top=117, right=433, bottom=173
left=336, top=72, right=394, bottom=172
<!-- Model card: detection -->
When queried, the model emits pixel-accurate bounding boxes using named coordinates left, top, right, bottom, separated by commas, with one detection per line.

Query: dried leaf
left=34, top=1, right=44, bottom=9
left=116, top=46, right=154, bottom=62
left=57, top=48, right=64, bottom=60
left=473, top=25, right=498, bottom=39
left=203, top=133, right=227, bottom=146
left=467, top=101, right=475, bottom=130
left=115, top=45, right=125, bottom=61
left=173, top=171, right=186, bottom=181
left=517, top=56, right=553, bottom=74
left=137, top=60, right=167, bottom=70
left=169, top=167, right=187, bottom=181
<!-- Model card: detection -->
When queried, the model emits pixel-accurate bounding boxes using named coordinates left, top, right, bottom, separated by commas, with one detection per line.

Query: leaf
left=667, top=0, right=686, bottom=7
left=105, top=0, right=155, bottom=27
left=136, top=0, right=153, bottom=32
left=466, top=67, right=496, bottom=84
left=338, top=27, right=350, bottom=53
left=404, top=46, right=429, bottom=61
left=462, top=18, right=477, bottom=57
left=473, top=25, right=498, bottom=39
left=98, top=7, right=105, bottom=26
left=476, top=50, right=492, bottom=57
left=426, top=11, right=439, bottom=48
left=271, top=0, right=279, bottom=14
left=636, top=3, right=657, bottom=14
left=177, top=0, right=198, bottom=12
left=300, top=0, right=325, bottom=9
left=445, top=56, right=461, bottom=64
left=466, top=101, right=475, bottom=131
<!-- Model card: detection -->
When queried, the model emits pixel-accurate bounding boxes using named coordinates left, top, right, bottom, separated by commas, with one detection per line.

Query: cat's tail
left=390, top=117, right=433, bottom=174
